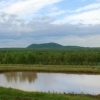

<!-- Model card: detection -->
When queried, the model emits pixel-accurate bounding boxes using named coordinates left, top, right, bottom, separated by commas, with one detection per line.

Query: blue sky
left=0, top=0, right=100, bottom=47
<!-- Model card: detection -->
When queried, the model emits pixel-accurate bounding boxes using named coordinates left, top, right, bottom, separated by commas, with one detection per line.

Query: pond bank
left=0, top=65, right=100, bottom=74
left=0, top=87, right=100, bottom=100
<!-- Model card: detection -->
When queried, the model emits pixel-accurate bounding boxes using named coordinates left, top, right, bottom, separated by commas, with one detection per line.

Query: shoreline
left=0, top=64, right=100, bottom=74
left=0, top=87, right=100, bottom=100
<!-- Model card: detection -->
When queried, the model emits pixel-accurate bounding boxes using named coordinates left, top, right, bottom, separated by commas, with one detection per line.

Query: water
left=0, top=71, right=100, bottom=95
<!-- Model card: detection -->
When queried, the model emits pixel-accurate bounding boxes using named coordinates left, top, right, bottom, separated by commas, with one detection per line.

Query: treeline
left=0, top=51, right=100, bottom=65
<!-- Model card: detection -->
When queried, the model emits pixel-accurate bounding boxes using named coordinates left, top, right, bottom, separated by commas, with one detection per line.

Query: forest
left=0, top=49, right=100, bottom=65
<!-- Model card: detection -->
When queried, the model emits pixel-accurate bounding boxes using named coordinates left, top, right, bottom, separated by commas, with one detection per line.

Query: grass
left=0, top=87, right=100, bottom=100
left=0, top=64, right=100, bottom=74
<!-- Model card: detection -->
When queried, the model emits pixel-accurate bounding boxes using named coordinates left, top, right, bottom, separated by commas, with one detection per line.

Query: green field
left=1, top=49, right=100, bottom=66
left=0, top=87, right=100, bottom=100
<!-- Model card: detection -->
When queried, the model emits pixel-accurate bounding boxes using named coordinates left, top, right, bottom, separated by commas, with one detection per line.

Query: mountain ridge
left=27, top=42, right=82, bottom=49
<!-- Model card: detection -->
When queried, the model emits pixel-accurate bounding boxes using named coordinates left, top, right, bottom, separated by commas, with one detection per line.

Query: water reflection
left=4, top=72, right=37, bottom=83
left=0, top=72, right=100, bottom=95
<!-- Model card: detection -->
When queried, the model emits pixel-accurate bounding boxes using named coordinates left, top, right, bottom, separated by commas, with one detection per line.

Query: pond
left=0, top=72, right=100, bottom=95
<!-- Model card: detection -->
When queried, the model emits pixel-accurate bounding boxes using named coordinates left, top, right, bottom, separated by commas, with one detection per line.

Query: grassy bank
left=0, top=64, right=100, bottom=74
left=0, top=87, right=100, bottom=100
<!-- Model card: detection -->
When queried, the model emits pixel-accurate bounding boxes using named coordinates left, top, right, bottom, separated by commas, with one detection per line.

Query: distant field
left=1, top=49, right=100, bottom=66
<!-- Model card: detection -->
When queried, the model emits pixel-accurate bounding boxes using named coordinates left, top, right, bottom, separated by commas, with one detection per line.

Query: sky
left=0, top=0, right=100, bottom=47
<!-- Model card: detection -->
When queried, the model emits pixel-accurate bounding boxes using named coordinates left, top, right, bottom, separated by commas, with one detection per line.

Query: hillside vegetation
left=27, top=42, right=63, bottom=49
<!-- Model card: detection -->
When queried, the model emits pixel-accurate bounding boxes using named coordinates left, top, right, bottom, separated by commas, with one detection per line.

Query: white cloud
left=66, top=9, right=100, bottom=24
left=75, top=3, right=100, bottom=12
left=52, top=2, right=100, bottom=25
left=48, top=10, right=66, bottom=16
left=0, top=0, right=62, bottom=19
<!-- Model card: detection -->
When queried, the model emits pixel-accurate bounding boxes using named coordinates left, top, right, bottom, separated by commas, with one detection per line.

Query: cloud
left=75, top=2, right=100, bottom=12
left=0, top=0, right=62, bottom=20
left=55, top=35, right=100, bottom=47
left=0, top=0, right=100, bottom=47
left=48, top=10, right=66, bottom=17
left=52, top=2, right=100, bottom=25
left=0, top=13, right=100, bottom=47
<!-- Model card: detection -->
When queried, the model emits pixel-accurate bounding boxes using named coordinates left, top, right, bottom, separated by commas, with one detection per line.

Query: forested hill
left=27, top=42, right=81, bottom=49
left=27, top=43, right=62, bottom=49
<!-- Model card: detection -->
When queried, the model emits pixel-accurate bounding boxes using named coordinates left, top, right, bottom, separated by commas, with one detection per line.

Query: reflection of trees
left=4, top=72, right=37, bottom=83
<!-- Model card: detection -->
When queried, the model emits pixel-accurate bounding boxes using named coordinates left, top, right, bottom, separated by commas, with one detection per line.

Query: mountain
left=27, top=42, right=81, bottom=49
left=27, top=42, right=63, bottom=49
